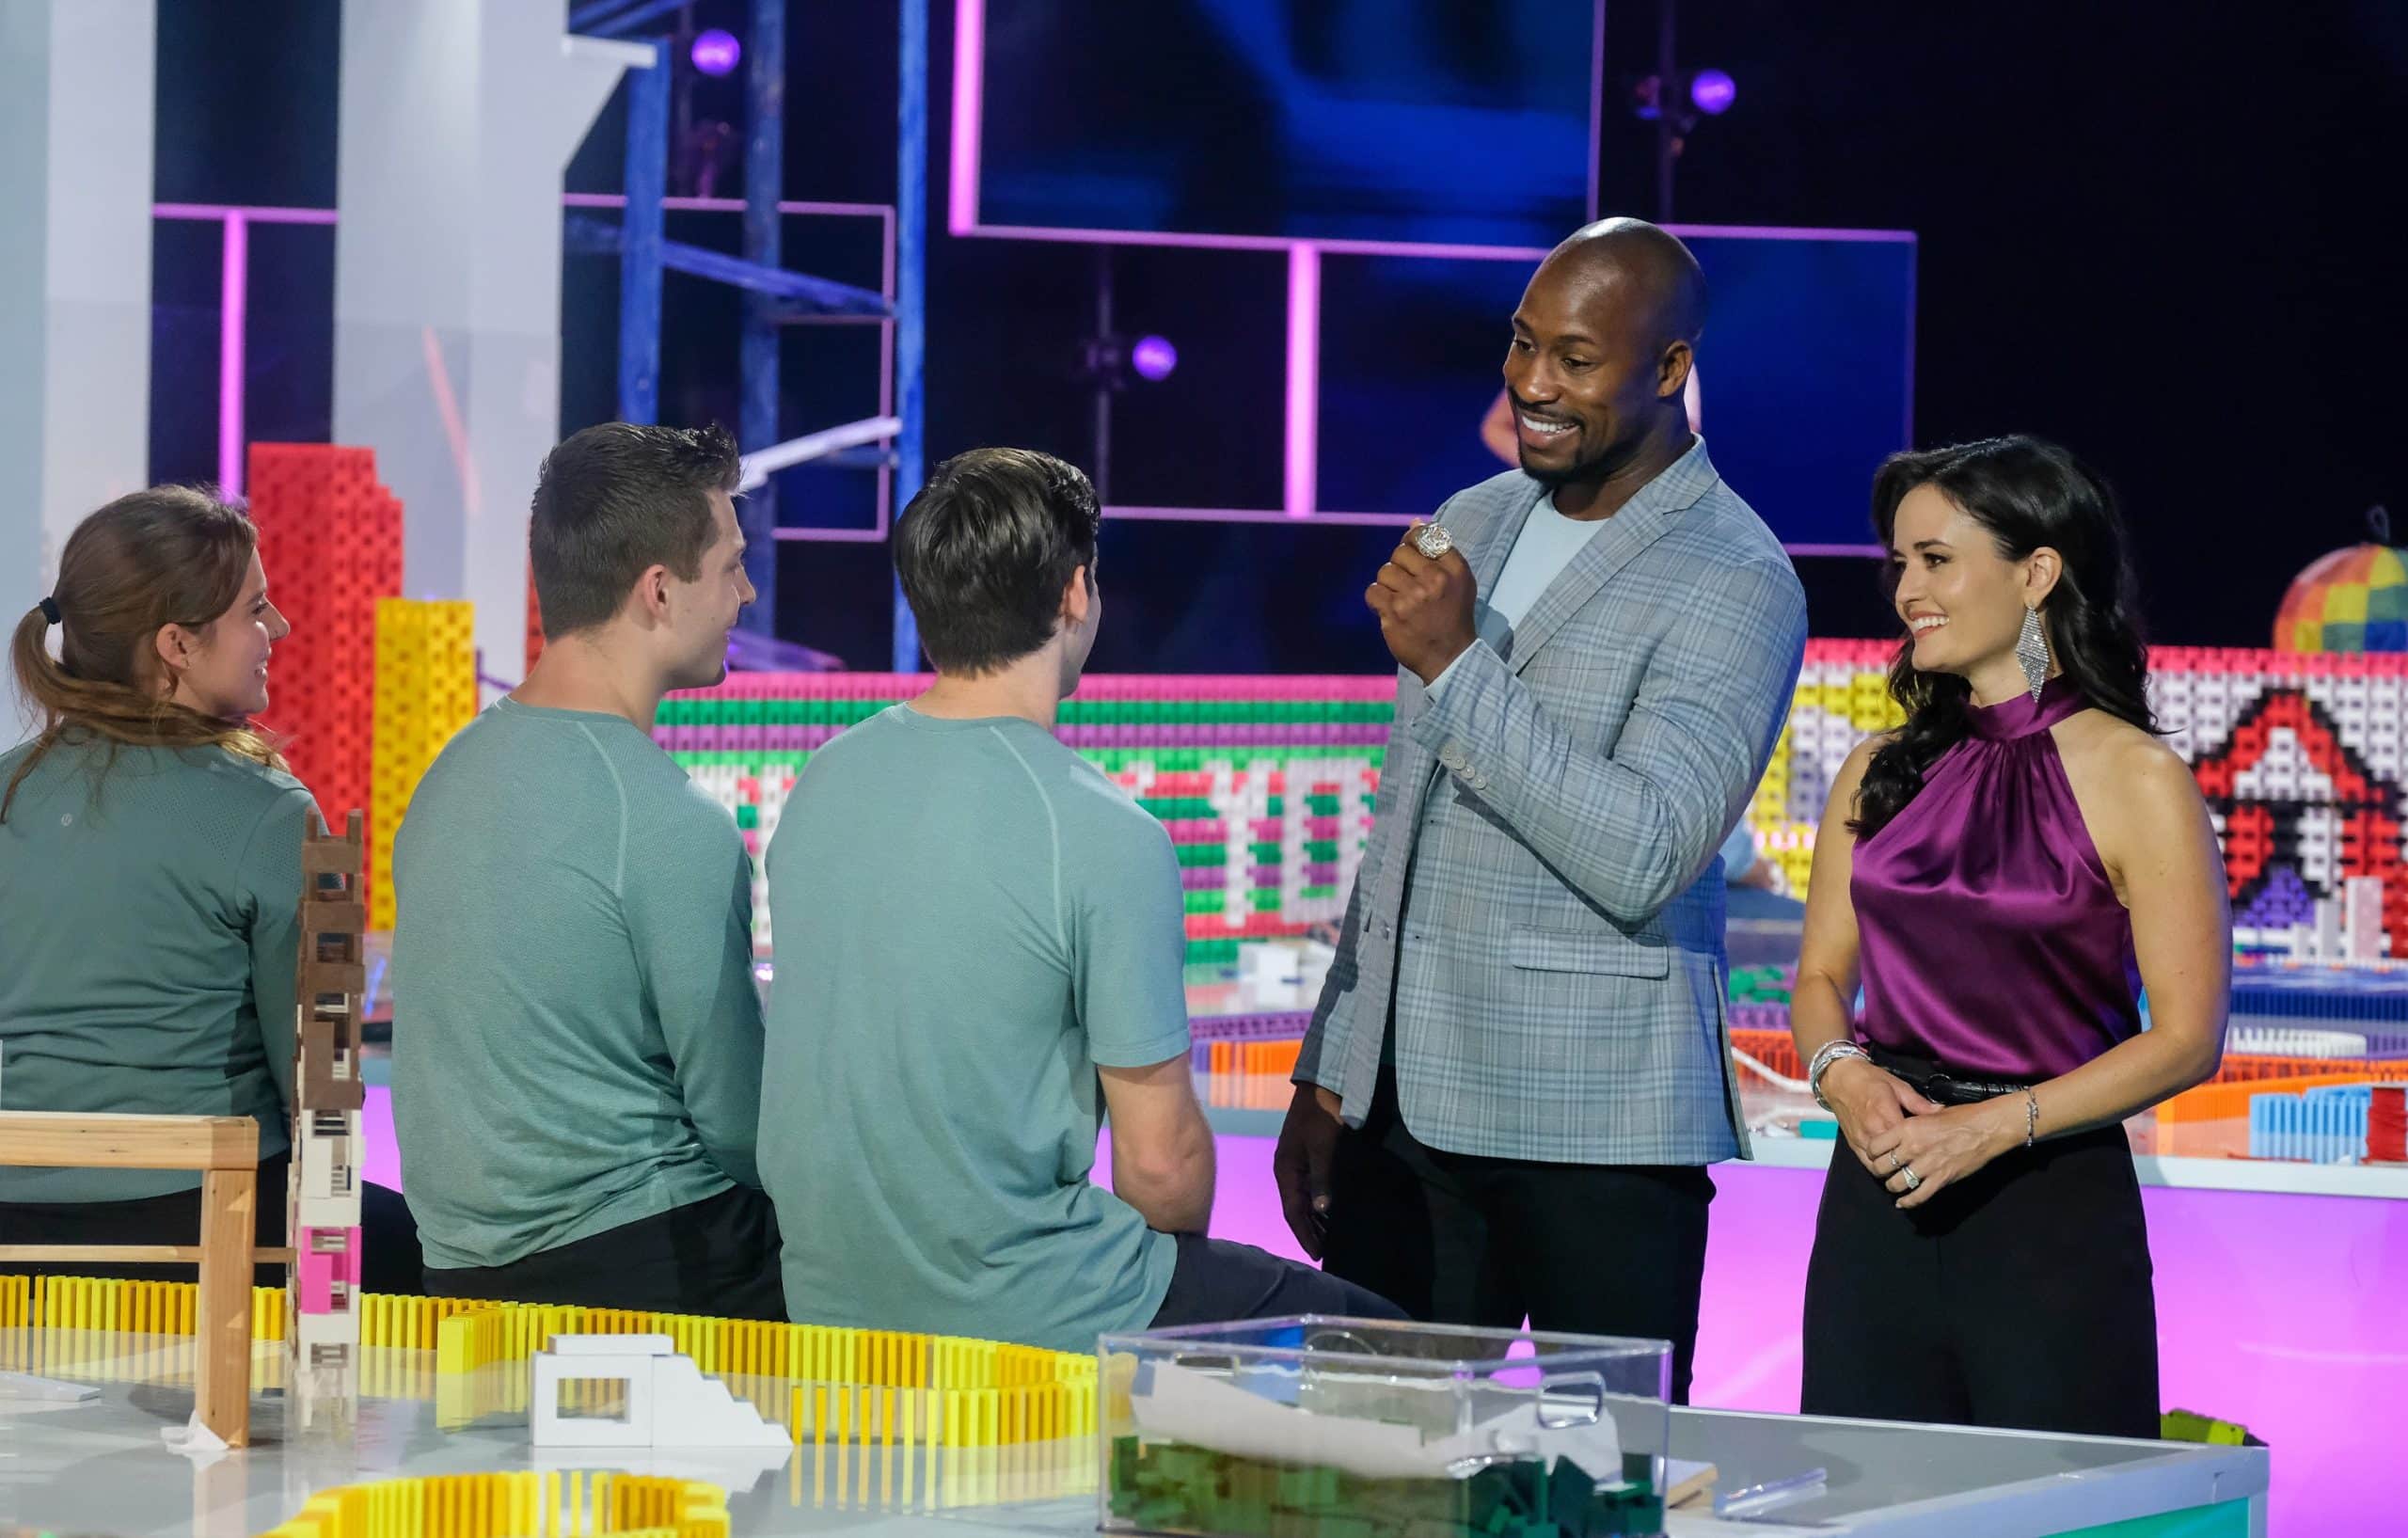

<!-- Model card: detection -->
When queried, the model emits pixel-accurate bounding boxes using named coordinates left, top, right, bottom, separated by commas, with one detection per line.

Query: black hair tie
left=38, top=596, right=60, bottom=626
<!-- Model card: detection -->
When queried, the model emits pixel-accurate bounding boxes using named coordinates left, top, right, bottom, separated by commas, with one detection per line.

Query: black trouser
left=1149, top=1232, right=1407, bottom=1328
left=0, top=1151, right=423, bottom=1294
left=423, top=1183, right=787, bottom=1322
left=1801, top=1115, right=2160, bottom=1438
left=1321, top=1059, right=1715, bottom=1403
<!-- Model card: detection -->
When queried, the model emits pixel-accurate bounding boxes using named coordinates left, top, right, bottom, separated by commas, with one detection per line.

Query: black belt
left=1865, top=1045, right=2035, bottom=1106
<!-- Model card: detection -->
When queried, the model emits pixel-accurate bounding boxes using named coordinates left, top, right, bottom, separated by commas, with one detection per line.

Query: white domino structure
left=531, top=1335, right=792, bottom=1450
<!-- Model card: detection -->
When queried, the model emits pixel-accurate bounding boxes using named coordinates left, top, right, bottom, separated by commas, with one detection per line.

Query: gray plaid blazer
left=1295, top=439, right=1807, bottom=1165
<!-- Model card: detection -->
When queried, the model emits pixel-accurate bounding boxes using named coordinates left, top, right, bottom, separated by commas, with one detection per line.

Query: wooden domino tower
left=289, top=811, right=370, bottom=1439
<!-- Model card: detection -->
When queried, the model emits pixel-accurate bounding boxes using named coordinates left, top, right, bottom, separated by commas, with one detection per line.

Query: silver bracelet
left=1808, top=1040, right=1867, bottom=1111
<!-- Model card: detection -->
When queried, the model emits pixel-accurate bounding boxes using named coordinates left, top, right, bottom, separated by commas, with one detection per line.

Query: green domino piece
left=1546, top=1458, right=1592, bottom=1533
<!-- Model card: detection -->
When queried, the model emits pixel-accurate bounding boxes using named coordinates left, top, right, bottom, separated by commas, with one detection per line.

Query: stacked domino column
left=368, top=600, right=478, bottom=931
left=290, top=811, right=370, bottom=1441
left=247, top=445, right=403, bottom=897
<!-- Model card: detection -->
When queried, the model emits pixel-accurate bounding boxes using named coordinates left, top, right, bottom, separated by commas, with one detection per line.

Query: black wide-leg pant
left=1801, top=1122, right=2160, bottom=1439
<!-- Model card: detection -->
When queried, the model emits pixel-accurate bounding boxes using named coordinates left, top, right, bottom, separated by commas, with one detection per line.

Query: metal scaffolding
left=573, top=0, right=926, bottom=666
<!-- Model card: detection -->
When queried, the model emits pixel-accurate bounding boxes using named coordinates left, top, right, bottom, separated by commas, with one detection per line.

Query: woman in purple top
left=1790, top=436, right=2230, bottom=1437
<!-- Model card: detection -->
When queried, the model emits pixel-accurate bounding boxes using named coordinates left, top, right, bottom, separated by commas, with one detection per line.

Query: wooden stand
left=0, top=1111, right=261, bottom=1446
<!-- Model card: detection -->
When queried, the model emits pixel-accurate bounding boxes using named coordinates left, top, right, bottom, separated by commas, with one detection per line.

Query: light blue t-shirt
left=760, top=706, right=1191, bottom=1353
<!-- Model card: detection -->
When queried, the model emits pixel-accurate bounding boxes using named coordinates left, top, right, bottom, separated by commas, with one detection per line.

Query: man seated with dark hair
left=392, top=421, right=783, bottom=1317
left=761, top=447, right=1399, bottom=1352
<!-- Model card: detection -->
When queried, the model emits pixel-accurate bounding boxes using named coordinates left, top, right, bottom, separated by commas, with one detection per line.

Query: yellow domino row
left=431, top=1301, right=1092, bottom=1397
left=786, top=1426, right=1097, bottom=1511
left=0, top=1274, right=291, bottom=1340
left=260, top=1469, right=727, bottom=1538
left=4, top=1276, right=1098, bottom=1452
left=4, top=1274, right=513, bottom=1347
left=788, top=1376, right=1095, bottom=1450
left=432, top=1301, right=1094, bottom=1449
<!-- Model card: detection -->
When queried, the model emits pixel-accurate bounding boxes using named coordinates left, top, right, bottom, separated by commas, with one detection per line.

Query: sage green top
left=0, top=738, right=311, bottom=1202
left=391, top=698, right=766, bottom=1272
left=761, top=706, right=1190, bottom=1352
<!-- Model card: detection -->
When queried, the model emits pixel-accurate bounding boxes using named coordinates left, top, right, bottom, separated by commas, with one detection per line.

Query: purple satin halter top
left=1850, top=674, right=2142, bottom=1080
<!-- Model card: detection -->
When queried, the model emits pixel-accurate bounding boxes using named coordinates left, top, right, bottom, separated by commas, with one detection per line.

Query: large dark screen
left=970, top=0, right=1598, bottom=246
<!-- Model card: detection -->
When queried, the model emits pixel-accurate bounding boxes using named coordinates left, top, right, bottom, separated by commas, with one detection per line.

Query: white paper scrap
left=1131, top=1360, right=1622, bottom=1482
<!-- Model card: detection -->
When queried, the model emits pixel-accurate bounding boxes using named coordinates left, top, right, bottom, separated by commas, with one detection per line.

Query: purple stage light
left=1131, top=335, right=1178, bottom=382
left=690, top=28, right=742, bottom=76
left=1690, top=68, right=1736, bottom=116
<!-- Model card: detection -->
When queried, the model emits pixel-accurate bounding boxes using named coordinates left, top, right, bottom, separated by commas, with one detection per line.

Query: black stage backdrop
left=153, top=1, right=2407, bottom=671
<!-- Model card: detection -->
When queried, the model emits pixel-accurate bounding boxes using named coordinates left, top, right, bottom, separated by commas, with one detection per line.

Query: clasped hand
left=1821, top=1057, right=2019, bottom=1210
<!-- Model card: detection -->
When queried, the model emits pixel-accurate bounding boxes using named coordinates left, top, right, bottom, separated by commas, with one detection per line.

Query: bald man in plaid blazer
left=1275, top=220, right=1808, bottom=1401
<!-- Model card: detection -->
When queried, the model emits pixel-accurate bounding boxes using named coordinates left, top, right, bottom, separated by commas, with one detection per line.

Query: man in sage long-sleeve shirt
left=392, top=422, right=781, bottom=1318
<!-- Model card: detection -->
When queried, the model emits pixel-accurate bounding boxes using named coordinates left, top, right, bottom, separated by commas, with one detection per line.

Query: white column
left=334, top=1, right=644, bottom=681
left=0, top=0, right=156, bottom=743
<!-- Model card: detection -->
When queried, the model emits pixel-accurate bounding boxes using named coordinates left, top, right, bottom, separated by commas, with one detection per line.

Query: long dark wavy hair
left=1850, top=436, right=2155, bottom=839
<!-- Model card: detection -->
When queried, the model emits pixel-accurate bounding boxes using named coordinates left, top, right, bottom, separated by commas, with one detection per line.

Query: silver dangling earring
left=2016, top=605, right=2050, bottom=704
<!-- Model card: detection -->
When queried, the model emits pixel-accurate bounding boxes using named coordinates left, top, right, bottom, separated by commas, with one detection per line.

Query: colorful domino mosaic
left=1769, top=642, right=2408, bottom=958
left=657, top=676, right=1390, bottom=963
left=589, top=644, right=2408, bottom=975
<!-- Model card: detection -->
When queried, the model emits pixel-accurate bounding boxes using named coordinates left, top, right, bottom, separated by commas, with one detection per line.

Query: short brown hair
left=895, top=448, right=1100, bottom=674
left=5, top=486, right=282, bottom=821
left=529, top=421, right=741, bottom=639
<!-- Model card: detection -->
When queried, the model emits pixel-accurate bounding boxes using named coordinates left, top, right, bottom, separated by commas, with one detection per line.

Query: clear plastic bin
left=1099, top=1316, right=1671, bottom=1538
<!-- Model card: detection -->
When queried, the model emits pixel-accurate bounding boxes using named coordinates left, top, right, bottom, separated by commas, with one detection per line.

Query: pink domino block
left=295, top=1227, right=364, bottom=1312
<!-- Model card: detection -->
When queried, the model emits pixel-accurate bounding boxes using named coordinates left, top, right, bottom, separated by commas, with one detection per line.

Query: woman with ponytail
left=1786, top=436, right=2229, bottom=1436
left=0, top=487, right=417, bottom=1289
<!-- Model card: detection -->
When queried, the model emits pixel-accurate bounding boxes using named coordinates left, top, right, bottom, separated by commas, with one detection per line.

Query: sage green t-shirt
left=391, top=698, right=765, bottom=1271
left=761, top=706, right=1191, bottom=1353
left=0, top=739, right=311, bottom=1202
